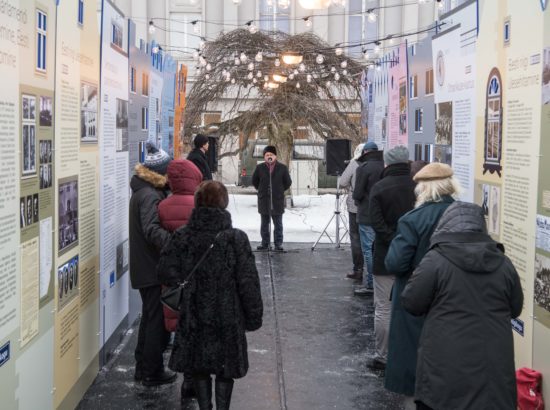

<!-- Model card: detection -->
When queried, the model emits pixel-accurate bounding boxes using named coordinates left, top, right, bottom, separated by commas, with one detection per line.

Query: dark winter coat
left=159, top=159, right=203, bottom=232
left=158, top=159, right=203, bottom=332
left=368, top=162, right=416, bottom=275
left=187, top=148, right=212, bottom=180
left=252, top=161, right=292, bottom=215
left=402, top=202, right=523, bottom=410
left=129, top=164, right=170, bottom=289
left=383, top=195, right=454, bottom=396
left=158, top=207, right=263, bottom=379
left=352, top=150, right=385, bottom=225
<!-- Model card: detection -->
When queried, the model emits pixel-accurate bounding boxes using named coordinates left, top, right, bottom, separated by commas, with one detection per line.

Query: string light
left=274, top=58, right=281, bottom=67
left=206, top=63, right=212, bottom=71
left=240, top=52, right=248, bottom=62
left=303, top=17, right=312, bottom=28
left=248, top=62, right=255, bottom=71
left=278, top=0, right=290, bottom=9
left=367, top=10, right=377, bottom=22
left=298, top=63, right=306, bottom=72
left=335, top=47, right=343, bottom=56
left=255, top=52, right=263, bottom=62
left=334, top=72, right=340, bottom=81
left=148, top=20, right=155, bottom=34
left=316, top=54, right=324, bottom=64
left=192, top=20, right=200, bottom=34
left=296, top=82, right=301, bottom=89
left=340, top=60, right=347, bottom=68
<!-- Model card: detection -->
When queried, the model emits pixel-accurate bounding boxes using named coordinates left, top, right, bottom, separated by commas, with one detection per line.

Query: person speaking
left=252, top=145, right=292, bottom=251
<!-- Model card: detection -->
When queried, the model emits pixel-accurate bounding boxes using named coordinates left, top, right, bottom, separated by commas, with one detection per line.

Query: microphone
left=267, top=157, right=273, bottom=163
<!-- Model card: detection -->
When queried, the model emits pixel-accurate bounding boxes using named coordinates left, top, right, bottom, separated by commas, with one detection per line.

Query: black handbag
left=160, top=232, right=222, bottom=313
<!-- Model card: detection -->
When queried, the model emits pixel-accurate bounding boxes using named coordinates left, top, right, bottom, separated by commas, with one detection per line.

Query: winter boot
left=181, top=373, right=196, bottom=398
left=215, top=377, right=234, bottom=410
left=194, top=376, right=213, bottom=410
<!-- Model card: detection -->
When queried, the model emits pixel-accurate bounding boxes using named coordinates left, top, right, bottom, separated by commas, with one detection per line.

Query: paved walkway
left=77, top=244, right=404, bottom=410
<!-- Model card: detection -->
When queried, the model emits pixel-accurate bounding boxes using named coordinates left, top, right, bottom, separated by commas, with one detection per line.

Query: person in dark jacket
left=158, top=159, right=203, bottom=399
left=252, top=145, right=292, bottom=251
left=129, top=142, right=176, bottom=386
left=367, top=145, right=416, bottom=370
left=402, top=202, right=523, bottom=410
left=384, top=163, right=460, bottom=408
left=187, top=134, right=212, bottom=180
left=158, top=181, right=263, bottom=410
left=352, top=141, right=384, bottom=295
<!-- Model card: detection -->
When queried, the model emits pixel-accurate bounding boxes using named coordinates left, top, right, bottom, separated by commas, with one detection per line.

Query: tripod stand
left=311, top=175, right=349, bottom=250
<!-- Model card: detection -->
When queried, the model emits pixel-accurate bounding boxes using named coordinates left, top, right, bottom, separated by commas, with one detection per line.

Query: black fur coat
left=158, top=207, right=263, bottom=379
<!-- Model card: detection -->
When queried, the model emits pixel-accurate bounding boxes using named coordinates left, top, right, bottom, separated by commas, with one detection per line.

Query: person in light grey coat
left=339, top=143, right=364, bottom=280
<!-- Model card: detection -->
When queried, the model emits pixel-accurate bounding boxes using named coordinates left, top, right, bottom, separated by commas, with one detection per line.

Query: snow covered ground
left=226, top=193, right=351, bottom=244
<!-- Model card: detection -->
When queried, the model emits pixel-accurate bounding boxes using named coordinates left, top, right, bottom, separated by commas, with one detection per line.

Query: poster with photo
left=58, top=178, right=78, bottom=254
left=57, top=255, right=79, bottom=310
left=81, top=82, right=98, bottom=143
left=39, top=96, right=52, bottom=127
left=543, top=47, right=550, bottom=105
left=116, top=98, right=128, bottom=151
left=21, top=97, right=36, bottom=177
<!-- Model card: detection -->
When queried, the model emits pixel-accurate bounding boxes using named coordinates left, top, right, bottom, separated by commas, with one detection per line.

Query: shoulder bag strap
left=179, top=230, right=223, bottom=289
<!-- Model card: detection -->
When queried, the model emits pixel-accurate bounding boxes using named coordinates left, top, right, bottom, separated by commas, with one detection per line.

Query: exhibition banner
left=388, top=43, right=408, bottom=148
left=371, top=53, right=390, bottom=149
left=161, top=55, right=177, bottom=157
left=99, top=0, right=130, bottom=347
left=149, top=70, right=163, bottom=146
left=174, top=63, right=188, bottom=159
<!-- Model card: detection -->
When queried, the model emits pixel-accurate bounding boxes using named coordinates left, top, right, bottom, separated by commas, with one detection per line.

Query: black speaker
left=326, top=139, right=351, bottom=176
left=207, top=136, right=218, bottom=173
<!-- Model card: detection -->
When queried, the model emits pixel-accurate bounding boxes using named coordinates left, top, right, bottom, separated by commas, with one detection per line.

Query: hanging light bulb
left=248, top=62, right=254, bottom=71
left=334, top=72, right=340, bottom=81
left=363, top=50, right=370, bottom=60
left=232, top=0, right=242, bottom=4
left=367, top=11, right=377, bottom=22
left=247, top=72, right=253, bottom=80
left=267, top=82, right=280, bottom=89
left=253, top=78, right=257, bottom=84
left=273, top=74, right=287, bottom=83
left=205, top=74, right=210, bottom=80
left=374, top=44, right=381, bottom=54
left=282, top=52, right=303, bottom=65
left=231, top=78, right=236, bottom=84
left=234, top=57, right=241, bottom=66
left=264, top=75, right=269, bottom=81
left=340, top=60, right=348, bottom=69
left=335, top=47, right=343, bottom=56
left=222, top=68, right=227, bottom=76
left=193, top=50, right=199, bottom=61
left=304, top=17, right=312, bottom=28
left=255, top=52, right=263, bottom=62
left=199, top=56, right=207, bottom=66
left=293, top=69, right=299, bottom=75
left=342, top=69, right=348, bottom=76
left=148, top=20, right=155, bottom=34
left=248, top=22, right=258, bottom=34
left=289, top=73, right=295, bottom=80
left=264, top=83, right=268, bottom=89
left=307, top=74, right=312, bottom=83
left=193, top=22, right=200, bottom=34
left=257, top=70, right=262, bottom=77
left=296, top=82, right=301, bottom=89
left=437, top=0, right=444, bottom=9
left=316, top=54, right=324, bottom=65
left=326, top=80, right=331, bottom=87
left=330, top=66, right=336, bottom=73
left=225, top=74, right=231, bottom=82
left=240, top=52, right=248, bottom=63
left=152, top=45, right=159, bottom=54
left=274, top=58, right=281, bottom=67
left=368, top=63, right=375, bottom=69
left=206, top=63, right=212, bottom=71
left=298, top=63, right=306, bottom=72
left=199, top=41, right=206, bottom=50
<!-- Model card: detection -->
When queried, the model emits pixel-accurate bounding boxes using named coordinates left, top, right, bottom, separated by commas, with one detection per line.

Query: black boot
left=194, top=376, right=213, bottom=410
left=215, top=377, right=234, bottom=410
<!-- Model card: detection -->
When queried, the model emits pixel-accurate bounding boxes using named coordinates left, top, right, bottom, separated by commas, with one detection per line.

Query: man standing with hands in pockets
left=252, top=145, right=292, bottom=251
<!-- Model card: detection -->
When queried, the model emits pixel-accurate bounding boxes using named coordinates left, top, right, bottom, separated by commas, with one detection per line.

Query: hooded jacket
left=157, top=207, right=263, bottom=379
left=352, top=150, right=385, bottom=225
left=402, top=202, right=523, bottom=410
left=159, top=159, right=203, bottom=232
left=129, top=164, right=170, bottom=289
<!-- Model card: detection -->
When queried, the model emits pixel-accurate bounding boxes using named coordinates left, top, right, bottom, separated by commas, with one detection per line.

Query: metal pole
left=335, top=176, right=341, bottom=248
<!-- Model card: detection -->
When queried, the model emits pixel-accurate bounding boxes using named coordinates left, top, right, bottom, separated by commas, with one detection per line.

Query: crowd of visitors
left=128, top=137, right=524, bottom=409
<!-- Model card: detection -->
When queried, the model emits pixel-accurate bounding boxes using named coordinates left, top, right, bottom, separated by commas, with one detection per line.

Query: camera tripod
left=311, top=176, right=349, bottom=250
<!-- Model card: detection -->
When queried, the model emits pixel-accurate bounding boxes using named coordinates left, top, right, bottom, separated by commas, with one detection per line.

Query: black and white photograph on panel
left=39, top=96, right=52, bottom=127
left=58, top=177, right=79, bottom=254
left=33, top=193, right=39, bottom=223
left=435, top=101, right=453, bottom=146
left=20, top=196, right=26, bottom=228
left=81, top=82, right=98, bottom=143
left=116, top=98, right=129, bottom=151
left=57, top=255, right=79, bottom=310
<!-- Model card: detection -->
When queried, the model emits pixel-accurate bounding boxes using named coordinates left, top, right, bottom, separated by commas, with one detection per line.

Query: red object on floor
left=517, top=367, right=544, bottom=410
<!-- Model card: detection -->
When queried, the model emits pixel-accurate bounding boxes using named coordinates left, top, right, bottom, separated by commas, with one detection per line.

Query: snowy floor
left=226, top=193, right=351, bottom=244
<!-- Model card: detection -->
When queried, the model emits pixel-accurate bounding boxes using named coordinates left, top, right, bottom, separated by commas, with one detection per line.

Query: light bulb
left=330, top=66, right=336, bottom=73
left=289, top=73, right=295, bottom=80
left=148, top=21, right=155, bottom=34
left=257, top=71, right=262, bottom=77
left=264, top=75, right=269, bottom=81
left=248, top=62, right=254, bottom=71
left=199, top=41, right=205, bottom=50
left=342, top=69, right=348, bottom=76
left=234, top=57, right=240, bottom=66
left=278, top=0, right=290, bottom=9
left=374, top=45, right=380, bottom=54
left=206, top=63, right=212, bottom=71
left=253, top=78, right=257, bottom=84
left=326, top=81, right=331, bottom=87
left=293, top=69, right=299, bottom=75
left=316, top=54, right=324, bottom=64
left=307, top=74, right=312, bottom=83
left=193, top=23, right=200, bottom=34
left=232, top=0, right=242, bottom=4
left=205, top=74, right=210, bottom=80
left=240, top=52, right=248, bottom=62
left=335, top=47, right=343, bottom=56
left=341, top=60, right=348, bottom=69
left=193, top=51, right=199, bottom=60
left=296, top=82, right=301, bottom=89
left=334, top=72, right=340, bottom=81
left=299, top=63, right=306, bottom=72
left=363, top=51, right=370, bottom=60
left=274, top=58, right=281, bottom=67
left=255, top=52, right=263, bottom=62
left=225, top=74, right=231, bottom=82
left=249, top=23, right=258, bottom=34
left=231, top=78, right=236, bottom=84
left=305, top=18, right=312, bottom=28
left=247, top=72, right=253, bottom=80
left=368, top=12, right=377, bottom=22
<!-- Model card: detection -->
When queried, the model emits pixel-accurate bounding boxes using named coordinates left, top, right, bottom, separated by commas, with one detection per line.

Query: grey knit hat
left=384, top=145, right=409, bottom=165
left=144, top=142, right=171, bottom=175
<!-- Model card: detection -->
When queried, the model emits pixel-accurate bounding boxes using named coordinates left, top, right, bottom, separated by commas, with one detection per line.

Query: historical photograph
left=535, top=254, right=550, bottom=313
left=58, top=178, right=78, bottom=253
left=26, top=195, right=32, bottom=226
left=20, top=196, right=26, bottom=228
left=488, top=185, right=500, bottom=235
left=58, top=255, right=79, bottom=309
left=22, top=125, right=36, bottom=176
left=33, top=193, right=39, bottom=223
left=39, top=96, right=52, bottom=127
left=435, top=101, right=453, bottom=146
left=81, top=82, right=98, bottom=143
left=434, top=145, right=452, bottom=166
left=116, top=98, right=129, bottom=151
left=543, top=47, right=550, bottom=105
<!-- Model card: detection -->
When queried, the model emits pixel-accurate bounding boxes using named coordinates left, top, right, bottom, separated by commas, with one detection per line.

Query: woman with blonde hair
left=383, top=163, right=460, bottom=409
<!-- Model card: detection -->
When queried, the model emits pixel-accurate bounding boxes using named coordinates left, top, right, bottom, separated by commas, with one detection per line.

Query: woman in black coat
left=158, top=181, right=263, bottom=410
left=402, top=202, right=523, bottom=410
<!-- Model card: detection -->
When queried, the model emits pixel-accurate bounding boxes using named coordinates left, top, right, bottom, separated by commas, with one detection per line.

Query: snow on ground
left=226, top=193, right=351, bottom=244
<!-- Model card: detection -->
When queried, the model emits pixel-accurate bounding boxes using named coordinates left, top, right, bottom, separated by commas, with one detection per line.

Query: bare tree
left=184, top=28, right=364, bottom=166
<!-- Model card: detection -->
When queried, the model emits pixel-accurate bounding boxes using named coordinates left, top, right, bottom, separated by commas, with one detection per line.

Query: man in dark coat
left=252, top=145, right=292, bottom=251
left=402, top=202, right=523, bottom=410
left=129, top=142, right=176, bottom=386
left=187, top=134, right=212, bottom=180
left=352, top=141, right=384, bottom=296
left=367, top=145, right=416, bottom=370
